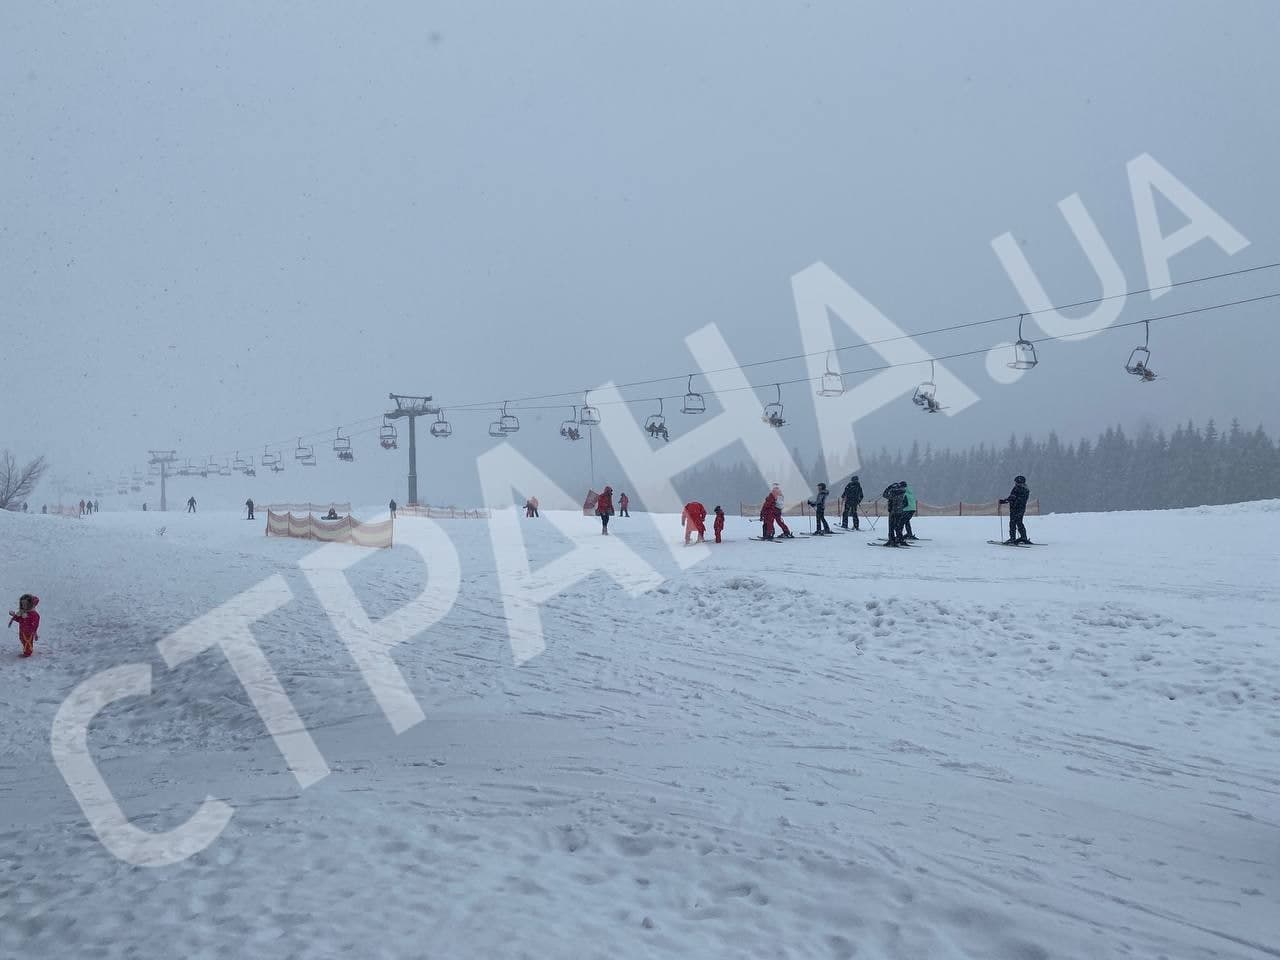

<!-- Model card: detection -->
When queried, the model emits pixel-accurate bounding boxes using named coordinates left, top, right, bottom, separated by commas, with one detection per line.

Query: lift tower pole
left=148, top=450, right=178, bottom=512
left=386, top=394, right=438, bottom=506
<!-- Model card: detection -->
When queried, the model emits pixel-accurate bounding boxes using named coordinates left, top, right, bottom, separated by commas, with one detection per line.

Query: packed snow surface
left=1, top=504, right=1277, bottom=959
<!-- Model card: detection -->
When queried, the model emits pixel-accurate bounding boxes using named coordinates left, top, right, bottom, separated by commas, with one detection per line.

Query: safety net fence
left=739, top=497, right=1041, bottom=518
left=265, top=511, right=393, bottom=548
left=265, top=502, right=353, bottom=515
left=395, top=505, right=491, bottom=519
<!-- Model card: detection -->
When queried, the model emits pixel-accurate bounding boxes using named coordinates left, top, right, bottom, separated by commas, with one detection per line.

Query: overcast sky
left=3, top=1, right=1277, bottom=508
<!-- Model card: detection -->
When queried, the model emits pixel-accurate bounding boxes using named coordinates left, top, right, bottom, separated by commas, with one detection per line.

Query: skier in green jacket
left=901, top=482, right=918, bottom=541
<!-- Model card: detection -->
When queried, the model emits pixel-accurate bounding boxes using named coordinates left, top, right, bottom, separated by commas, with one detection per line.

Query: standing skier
left=712, top=505, right=725, bottom=543
left=882, top=481, right=907, bottom=546
left=807, top=482, right=832, bottom=535
left=186, top=496, right=197, bottom=513
left=759, top=483, right=793, bottom=540
left=681, top=500, right=707, bottom=544
left=596, top=485, right=615, bottom=534
left=618, top=492, right=630, bottom=517
left=389, top=499, right=397, bottom=519
left=8, top=594, right=39, bottom=658
left=245, top=498, right=255, bottom=520
left=999, top=475, right=1032, bottom=544
left=901, top=481, right=918, bottom=540
left=840, top=475, right=863, bottom=529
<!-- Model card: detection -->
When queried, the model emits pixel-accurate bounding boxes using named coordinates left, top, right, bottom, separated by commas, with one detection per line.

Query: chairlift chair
left=379, top=418, right=399, bottom=450
left=560, top=408, right=582, bottom=441
left=261, top=447, right=281, bottom=471
left=333, top=429, right=354, bottom=461
left=243, top=456, right=257, bottom=478
left=488, top=419, right=507, bottom=438
left=301, top=453, right=317, bottom=467
left=430, top=410, right=452, bottom=439
left=578, top=392, right=601, bottom=426
left=644, top=398, right=670, bottom=442
left=681, top=375, right=706, bottom=415
left=762, top=384, right=787, bottom=427
left=817, top=353, right=845, bottom=397
left=1008, top=314, right=1039, bottom=370
left=1125, top=320, right=1157, bottom=382
left=294, top=437, right=314, bottom=462
left=499, top=401, right=520, bottom=434
left=232, top=452, right=247, bottom=472
left=912, top=361, right=939, bottom=410
left=219, top=460, right=233, bottom=477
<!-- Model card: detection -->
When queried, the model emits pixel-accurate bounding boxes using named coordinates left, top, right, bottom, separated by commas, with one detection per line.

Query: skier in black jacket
left=999, top=475, right=1031, bottom=544
left=806, top=482, right=832, bottom=535
left=882, top=481, right=907, bottom=546
left=840, top=476, right=863, bottom=529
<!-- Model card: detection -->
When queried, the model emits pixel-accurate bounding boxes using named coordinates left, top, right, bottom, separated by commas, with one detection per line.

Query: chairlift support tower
left=147, top=450, right=178, bottom=512
left=386, top=393, right=439, bottom=505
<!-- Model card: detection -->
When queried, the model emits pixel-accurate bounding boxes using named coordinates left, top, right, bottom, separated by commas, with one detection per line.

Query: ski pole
left=997, top=500, right=1003, bottom=541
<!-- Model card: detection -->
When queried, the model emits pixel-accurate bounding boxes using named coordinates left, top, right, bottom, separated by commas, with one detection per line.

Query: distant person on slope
left=389, top=499, right=397, bottom=519
left=713, top=505, right=725, bottom=543
left=530, top=496, right=539, bottom=518
left=325, top=507, right=340, bottom=520
left=186, top=496, right=197, bottom=513
left=8, top=594, right=40, bottom=658
left=901, top=481, right=918, bottom=540
left=596, top=485, right=615, bottom=535
left=999, top=475, right=1032, bottom=544
left=618, top=492, right=630, bottom=517
left=841, top=476, right=863, bottom=529
left=681, top=500, right=707, bottom=544
left=807, top=482, right=832, bottom=535
left=245, top=498, right=255, bottom=520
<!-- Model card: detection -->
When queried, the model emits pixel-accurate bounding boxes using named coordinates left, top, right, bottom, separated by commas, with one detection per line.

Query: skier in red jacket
left=712, top=505, right=725, bottom=543
left=758, top=484, right=793, bottom=540
left=681, top=500, right=707, bottom=544
left=8, top=594, right=39, bottom=658
left=595, top=486, right=615, bottom=535
left=618, top=492, right=630, bottom=517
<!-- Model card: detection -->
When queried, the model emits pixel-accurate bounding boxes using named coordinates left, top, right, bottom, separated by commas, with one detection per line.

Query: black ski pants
left=841, top=500, right=860, bottom=529
left=1008, top=511, right=1027, bottom=542
left=814, top=506, right=831, bottom=534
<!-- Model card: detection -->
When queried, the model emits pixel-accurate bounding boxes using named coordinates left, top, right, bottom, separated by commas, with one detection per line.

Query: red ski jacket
left=9, top=596, right=39, bottom=640
left=596, top=487, right=614, bottom=516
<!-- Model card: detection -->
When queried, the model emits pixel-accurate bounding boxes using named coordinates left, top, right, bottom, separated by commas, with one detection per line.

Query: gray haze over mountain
left=3, top=1, right=1278, bottom=508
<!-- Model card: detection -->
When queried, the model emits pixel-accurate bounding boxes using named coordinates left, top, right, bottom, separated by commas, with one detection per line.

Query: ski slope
left=1, top=504, right=1277, bottom=959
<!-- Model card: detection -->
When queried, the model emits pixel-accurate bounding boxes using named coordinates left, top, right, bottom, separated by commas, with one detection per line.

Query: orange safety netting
left=265, top=511, right=393, bottom=548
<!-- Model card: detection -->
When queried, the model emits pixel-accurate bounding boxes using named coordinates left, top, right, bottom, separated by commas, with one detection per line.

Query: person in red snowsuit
left=759, top=485, right=792, bottom=539
left=712, top=505, right=725, bottom=543
left=618, top=492, right=630, bottom=517
left=681, top=500, right=707, bottom=544
left=8, top=594, right=39, bottom=658
left=596, top=486, right=614, bottom=534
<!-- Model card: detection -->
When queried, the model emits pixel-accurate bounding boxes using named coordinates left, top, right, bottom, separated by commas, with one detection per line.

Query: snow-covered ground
left=1, top=504, right=1277, bottom=959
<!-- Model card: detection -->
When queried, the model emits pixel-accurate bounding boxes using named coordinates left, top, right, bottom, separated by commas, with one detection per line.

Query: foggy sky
left=3, top=1, right=1278, bottom=509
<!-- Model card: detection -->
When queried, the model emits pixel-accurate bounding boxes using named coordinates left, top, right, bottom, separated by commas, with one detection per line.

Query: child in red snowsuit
left=712, top=505, right=725, bottom=543
left=681, top=501, right=707, bottom=543
left=8, top=594, right=39, bottom=658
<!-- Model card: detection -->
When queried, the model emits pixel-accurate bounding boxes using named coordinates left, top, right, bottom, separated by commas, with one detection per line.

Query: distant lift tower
left=148, top=450, right=178, bottom=512
left=386, top=394, right=438, bottom=505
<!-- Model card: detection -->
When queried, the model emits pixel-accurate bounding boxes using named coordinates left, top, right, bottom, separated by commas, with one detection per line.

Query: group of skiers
left=679, top=500, right=726, bottom=543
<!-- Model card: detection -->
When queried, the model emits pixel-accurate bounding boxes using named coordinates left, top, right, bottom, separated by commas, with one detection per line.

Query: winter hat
left=1015, top=475, right=1026, bottom=483
left=818, top=482, right=827, bottom=489
left=714, top=505, right=722, bottom=512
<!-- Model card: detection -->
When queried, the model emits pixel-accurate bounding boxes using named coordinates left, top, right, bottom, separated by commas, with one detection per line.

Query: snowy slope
left=0, top=505, right=1277, bottom=959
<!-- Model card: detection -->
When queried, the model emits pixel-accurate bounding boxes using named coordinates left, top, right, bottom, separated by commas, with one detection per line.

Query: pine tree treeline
left=678, top=419, right=1279, bottom=513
